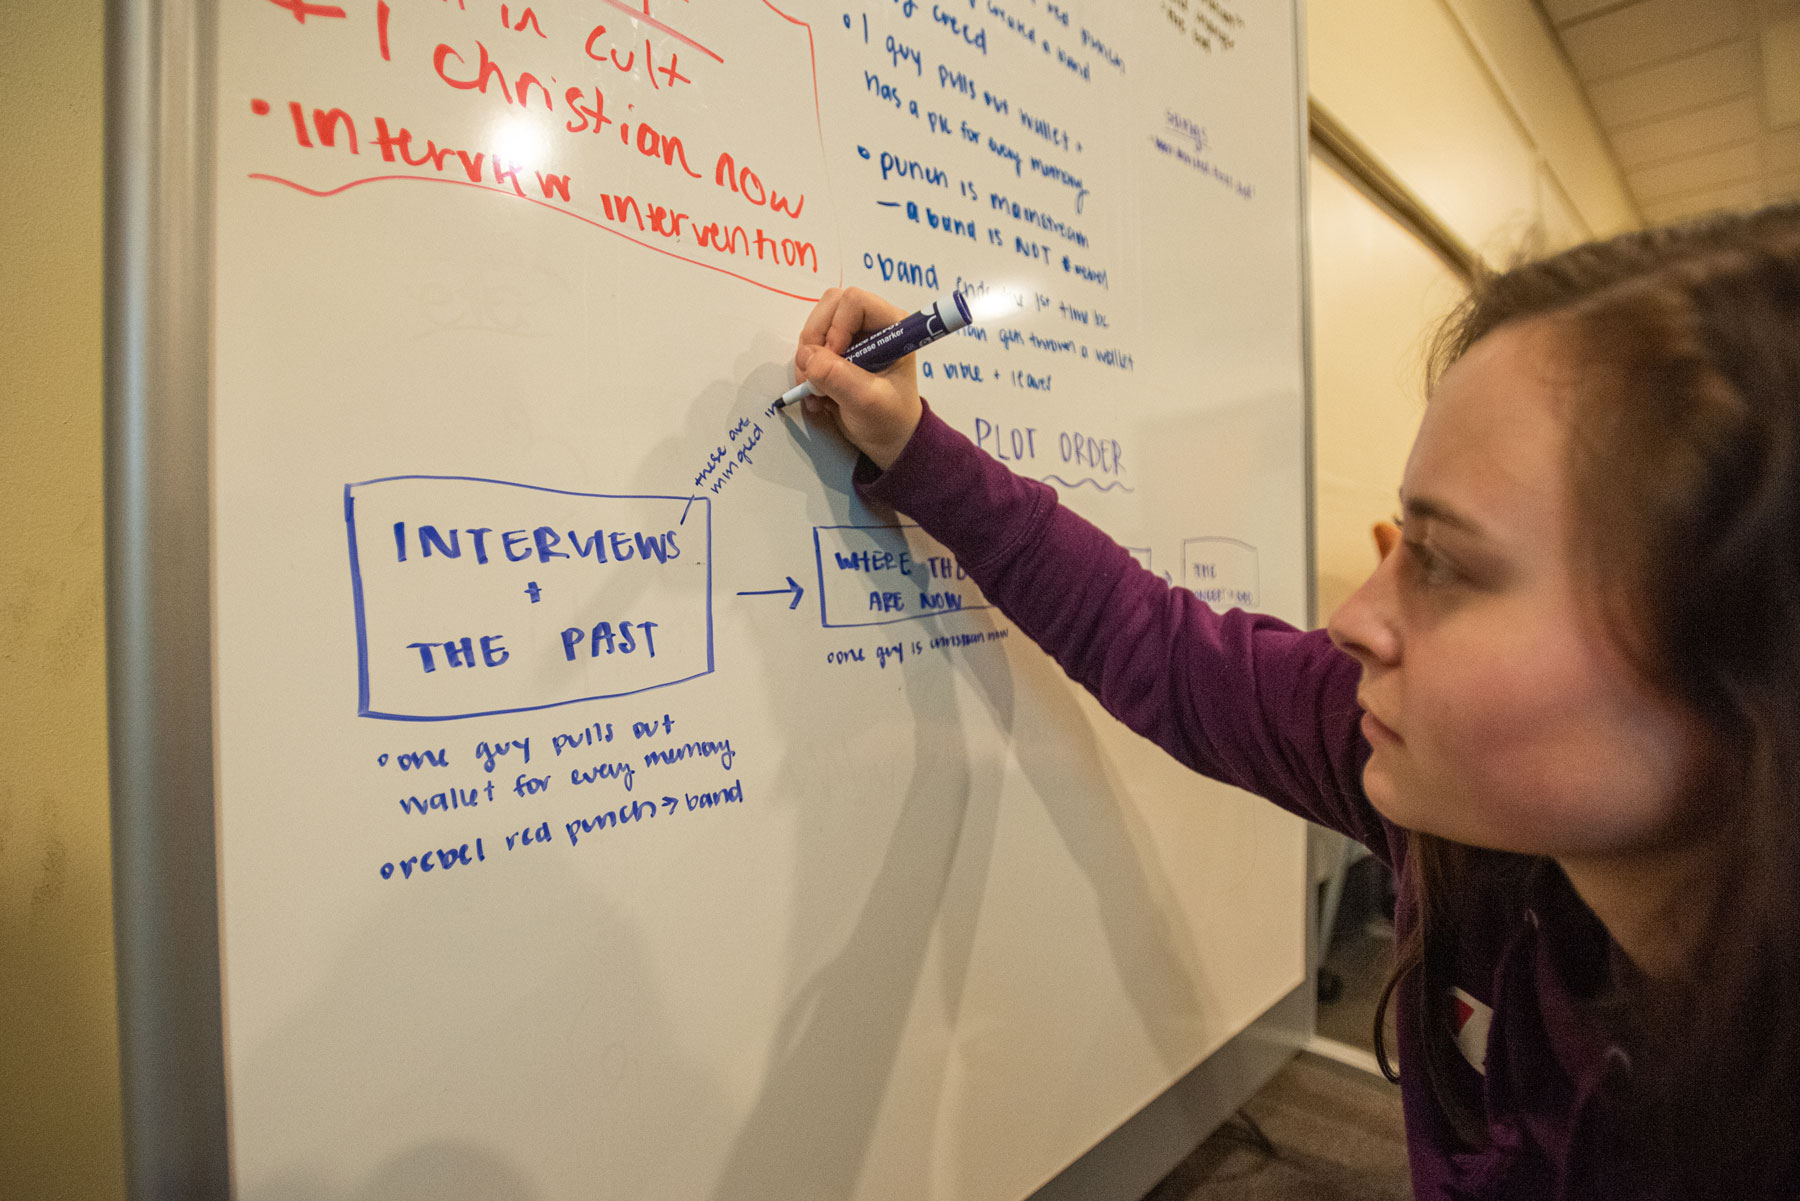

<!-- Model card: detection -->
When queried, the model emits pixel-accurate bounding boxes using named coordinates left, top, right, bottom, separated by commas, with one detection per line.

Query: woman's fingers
left=799, top=344, right=879, bottom=408
left=824, top=288, right=908, bottom=354
left=795, top=287, right=844, bottom=354
left=790, top=288, right=922, bottom=470
left=795, top=288, right=910, bottom=359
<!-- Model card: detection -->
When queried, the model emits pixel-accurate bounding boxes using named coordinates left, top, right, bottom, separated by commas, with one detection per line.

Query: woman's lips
left=1360, top=707, right=1401, bottom=745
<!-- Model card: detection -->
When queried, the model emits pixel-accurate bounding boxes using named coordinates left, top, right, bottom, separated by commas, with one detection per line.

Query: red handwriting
left=501, top=5, right=546, bottom=37
left=256, top=102, right=818, bottom=273
left=287, top=101, right=360, bottom=153
left=370, top=117, right=570, bottom=200
left=714, top=152, right=805, bottom=218
left=265, top=0, right=346, bottom=23
left=563, top=86, right=613, bottom=135
left=425, top=41, right=803, bottom=211
left=584, top=26, right=693, bottom=89
left=623, top=118, right=703, bottom=180
left=251, top=171, right=822, bottom=302
left=250, top=90, right=824, bottom=290
left=433, top=40, right=555, bottom=111
left=689, top=222, right=818, bottom=272
left=586, top=187, right=815, bottom=271
left=269, top=99, right=572, bottom=201
left=249, top=3, right=833, bottom=293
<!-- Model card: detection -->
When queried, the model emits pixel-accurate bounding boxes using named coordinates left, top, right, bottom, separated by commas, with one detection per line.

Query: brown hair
left=1374, top=202, right=1800, bottom=1195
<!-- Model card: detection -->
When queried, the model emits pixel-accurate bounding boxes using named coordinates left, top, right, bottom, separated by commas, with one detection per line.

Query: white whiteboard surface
left=209, top=1, right=1310, bottom=1197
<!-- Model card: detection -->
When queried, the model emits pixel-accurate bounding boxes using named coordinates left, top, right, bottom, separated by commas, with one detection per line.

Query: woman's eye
left=1402, top=539, right=1457, bottom=587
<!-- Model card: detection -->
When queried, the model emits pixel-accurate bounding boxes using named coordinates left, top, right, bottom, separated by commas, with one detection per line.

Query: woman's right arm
left=794, top=289, right=1393, bottom=859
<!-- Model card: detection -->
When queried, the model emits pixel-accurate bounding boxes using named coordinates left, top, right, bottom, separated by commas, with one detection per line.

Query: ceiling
left=1537, top=0, right=1800, bottom=225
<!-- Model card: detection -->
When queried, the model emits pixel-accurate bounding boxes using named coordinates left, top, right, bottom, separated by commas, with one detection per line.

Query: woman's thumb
left=800, top=344, right=869, bottom=408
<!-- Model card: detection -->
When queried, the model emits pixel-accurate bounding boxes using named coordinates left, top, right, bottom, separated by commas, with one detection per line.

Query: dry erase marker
left=776, top=291, right=975, bottom=410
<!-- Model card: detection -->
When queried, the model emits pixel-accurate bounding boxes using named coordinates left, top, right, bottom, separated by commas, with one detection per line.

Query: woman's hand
left=793, top=287, right=924, bottom=471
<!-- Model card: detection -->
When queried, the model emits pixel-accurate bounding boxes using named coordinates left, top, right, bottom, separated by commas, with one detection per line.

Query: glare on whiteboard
left=491, top=116, right=552, bottom=173
left=969, top=285, right=1029, bottom=323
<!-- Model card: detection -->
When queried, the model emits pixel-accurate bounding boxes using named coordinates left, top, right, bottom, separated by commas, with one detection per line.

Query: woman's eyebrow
left=1399, top=494, right=1485, bottom=536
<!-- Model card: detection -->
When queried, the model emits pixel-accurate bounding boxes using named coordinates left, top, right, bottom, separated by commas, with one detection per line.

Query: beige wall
left=1309, top=0, right=1638, bottom=264
left=1306, top=0, right=1640, bottom=631
left=1442, top=0, right=1639, bottom=242
left=1308, top=159, right=1469, bottom=621
left=0, top=1, right=125, bottom=1199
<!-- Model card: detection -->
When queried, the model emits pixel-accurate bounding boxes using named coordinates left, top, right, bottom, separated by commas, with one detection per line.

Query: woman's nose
left=1328, top=525, right=1402, bottom=667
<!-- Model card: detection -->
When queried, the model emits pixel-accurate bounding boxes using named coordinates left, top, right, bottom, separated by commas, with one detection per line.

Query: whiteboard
left=184, top=0, right=1307, bottom=1196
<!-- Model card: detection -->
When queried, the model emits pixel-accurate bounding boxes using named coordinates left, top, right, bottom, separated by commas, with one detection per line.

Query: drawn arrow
left=737, top=576, right=805, bottom=610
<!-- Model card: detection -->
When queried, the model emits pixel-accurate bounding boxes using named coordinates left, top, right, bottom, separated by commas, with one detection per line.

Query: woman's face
left=1328, top=321, right=1698, bottom=859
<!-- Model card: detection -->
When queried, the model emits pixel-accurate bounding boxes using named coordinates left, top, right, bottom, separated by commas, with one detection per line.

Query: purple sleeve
left=856, top=404, right=1395, bottom=861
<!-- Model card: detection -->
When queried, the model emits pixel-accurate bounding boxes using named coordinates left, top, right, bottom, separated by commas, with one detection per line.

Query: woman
left=789, top=204, right=1800, bottom=1198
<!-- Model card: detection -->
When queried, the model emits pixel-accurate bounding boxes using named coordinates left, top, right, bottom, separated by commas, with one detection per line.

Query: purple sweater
left=857, top=406, right=1639, bottom=1201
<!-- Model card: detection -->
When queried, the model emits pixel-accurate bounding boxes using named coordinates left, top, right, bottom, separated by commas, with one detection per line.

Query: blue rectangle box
left=812, top=523, right=990, bottom=629
left=346, top=475, right=714, bottom=721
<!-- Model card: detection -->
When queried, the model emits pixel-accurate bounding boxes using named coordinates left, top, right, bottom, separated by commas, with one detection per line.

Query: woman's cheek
left=1398, top=678, right=1551, bottom=848
left=1358, top=740, right=1454, bottom=837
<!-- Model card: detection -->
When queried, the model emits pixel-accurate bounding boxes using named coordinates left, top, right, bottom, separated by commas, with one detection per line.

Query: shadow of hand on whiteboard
left=614, top=335, right=853, bottom=515
left=733, top=336, right=867, bottom=522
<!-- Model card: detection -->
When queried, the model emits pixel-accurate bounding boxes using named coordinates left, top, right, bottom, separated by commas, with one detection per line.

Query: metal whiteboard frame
left=104, top=0, right=1316, bottom=1195
left=105, top=0, right=230, bottom=1197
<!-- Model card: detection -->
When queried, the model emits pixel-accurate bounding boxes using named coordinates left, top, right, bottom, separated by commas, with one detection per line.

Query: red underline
left=598, top=0, right=723, bottom=64
left=247, top=171, right=825, bottom=304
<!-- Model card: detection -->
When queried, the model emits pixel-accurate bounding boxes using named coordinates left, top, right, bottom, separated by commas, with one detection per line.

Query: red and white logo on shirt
left=1449, top=986, right=1493, bottom=1076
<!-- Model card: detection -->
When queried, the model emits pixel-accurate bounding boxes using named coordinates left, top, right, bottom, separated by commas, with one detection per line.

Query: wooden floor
left=1143, top=1052, right=1413, bottom=1201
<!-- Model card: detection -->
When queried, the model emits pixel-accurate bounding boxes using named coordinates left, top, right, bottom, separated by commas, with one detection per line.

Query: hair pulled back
left=1376, top=203, right=1800, bottom=1197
